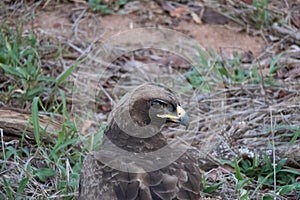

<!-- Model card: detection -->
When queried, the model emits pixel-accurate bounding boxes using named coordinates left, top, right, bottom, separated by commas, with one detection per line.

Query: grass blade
left=16, top=177, right=28, bottom=200
left=289, top=127, right=300, bottom=145
left=56, top=64, right=77, bottom=86
left=32, top=97, right=40, bottom=147
left=2, top=177, right=14, bottom=200
left=235, top=159, right=243, bottom=181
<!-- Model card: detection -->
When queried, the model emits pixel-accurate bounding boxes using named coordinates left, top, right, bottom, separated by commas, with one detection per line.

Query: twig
left=48, top=192, right=78, bottom=199
left=98, top=83, right=116, bottom=106
left=270, top=108, right=277, bottom=200
left=72, top=7, right=87, bottom=45
left=1, top=128, right=4, bottom=158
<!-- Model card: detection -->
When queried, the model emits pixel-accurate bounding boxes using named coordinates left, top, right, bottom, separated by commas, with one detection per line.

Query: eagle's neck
left=102, top=120, right=167, bottom=153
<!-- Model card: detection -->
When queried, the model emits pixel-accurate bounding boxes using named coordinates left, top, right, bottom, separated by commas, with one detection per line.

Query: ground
left=32, top=4, right=265, bottom=55
left=0, top=0, right=300, bottom=199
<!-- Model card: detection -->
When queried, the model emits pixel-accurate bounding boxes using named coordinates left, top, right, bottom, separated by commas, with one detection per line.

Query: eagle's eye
left=151, top=100, right=164, bottom=109
left=151, top=99, right=175, bottom=112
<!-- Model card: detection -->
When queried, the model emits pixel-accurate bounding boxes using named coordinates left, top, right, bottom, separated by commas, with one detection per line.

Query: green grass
left=0, top=23, right=77, bottom=108
left=251, top=0, right=272, bottom=29
left=88, top=0, right=129, bottom=13
left=233, top=155, right=300, bottom=199
left=218, top=155, right=300, bottom=199
left=228, top=0, right=277, bottom=30
left=0, top=25, right=46, bottom=103
left=1, top=92, right=83, bottom=199
left=184, top=47, right=224, bottom=92
left=0, top=19, right=110, bottom=198
left=0, top=22, right=83, bottom=199
left=202, top=175, right=224, bottom=194
left=184, top=47, right=284, bottom=90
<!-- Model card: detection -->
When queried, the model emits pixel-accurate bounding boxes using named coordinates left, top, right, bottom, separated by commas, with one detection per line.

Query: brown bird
left=79, top=83, right=202, bottom=200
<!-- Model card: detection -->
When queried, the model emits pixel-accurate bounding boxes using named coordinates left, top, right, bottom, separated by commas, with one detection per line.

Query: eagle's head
left=129, top=83, right=189, bottom=128
left=109, top=83, right=189, bottom=132
left=104, top=83, right=190, bottom=153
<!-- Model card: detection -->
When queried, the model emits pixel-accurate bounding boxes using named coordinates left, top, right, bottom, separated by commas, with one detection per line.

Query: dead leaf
left=100, top=104, right=112, bottom=113
left=240, top=51, right=254, bottom=63
left=276, top=90, right=292, bottom=99
left=170, top=7, right=188, bottom=18
left=221, top=164, right=235, bottom=173
left=281, top=65, right=300, bottom=79
left=291, top=13, right=300, bottom=29
left=81, top=120, right=93, bottom=133
left=242, top=0, right=253, bottom=5
left=191, top=12, right=202, bottom=24
left=12, top=89, right=25, bottom=94
left=69, top=0, right=86, bottom=3
left=202, top=7, right=228, bottom=25
left=53, top=23, right=61, bottom=29
left=157, top=55, right=191, bottom=69
left=205, top=168, right=221, bottom=181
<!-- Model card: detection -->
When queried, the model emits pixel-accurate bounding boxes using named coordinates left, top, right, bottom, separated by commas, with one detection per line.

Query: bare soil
left=30, top=3, right=265, bottom=56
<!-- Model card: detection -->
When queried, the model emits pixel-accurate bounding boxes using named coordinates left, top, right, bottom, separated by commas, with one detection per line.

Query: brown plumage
left=79, top=83, right=203, bottom=200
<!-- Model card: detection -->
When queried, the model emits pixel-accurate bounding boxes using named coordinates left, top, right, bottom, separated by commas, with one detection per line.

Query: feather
left=79, top=83, right=203, bottom=199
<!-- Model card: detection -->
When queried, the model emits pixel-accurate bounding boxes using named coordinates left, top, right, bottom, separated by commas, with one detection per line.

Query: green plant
left=0, top=24, right=77, bottom=107
left=88, top=0, right=128, bottom=13
left=235, top=159, right=252, bottom=200
left=219, top=155, right=300, bottom=199
left=0, top=25, right=47, bottom=104
left=252, top=0, right=271, bottom=29
left=202, top=174, right=224, bottom=194
left=186, top=48, right=285, bottom=90
left=85, top=122, right=106, bottom=151
left=237, top=155, right=300, bottom=198
left=225, top=52, right=285, bottom=85
left=289, top=127, right=300, bottom=145
left=185, top=47, right=225, bottom=92
left=185, top=66, right=210, bottom=91
left=1, top=91, right=83, bottom=199
left=267, top=53, right=282, bottom=76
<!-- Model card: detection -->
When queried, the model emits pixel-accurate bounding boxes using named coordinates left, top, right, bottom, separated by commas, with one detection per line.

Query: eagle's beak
left=157, top=105, right=190, bottom=129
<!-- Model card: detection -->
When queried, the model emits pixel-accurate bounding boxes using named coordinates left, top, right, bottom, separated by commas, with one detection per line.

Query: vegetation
left=0, top=23, right=82, bottom=198
left=1, top=0, right=299, bottom=199
left=88, top=0, right=129, bottom=13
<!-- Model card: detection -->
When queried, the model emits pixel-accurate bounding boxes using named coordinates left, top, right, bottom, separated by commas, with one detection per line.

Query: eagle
left=79, top=83, right=203, bottom=200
